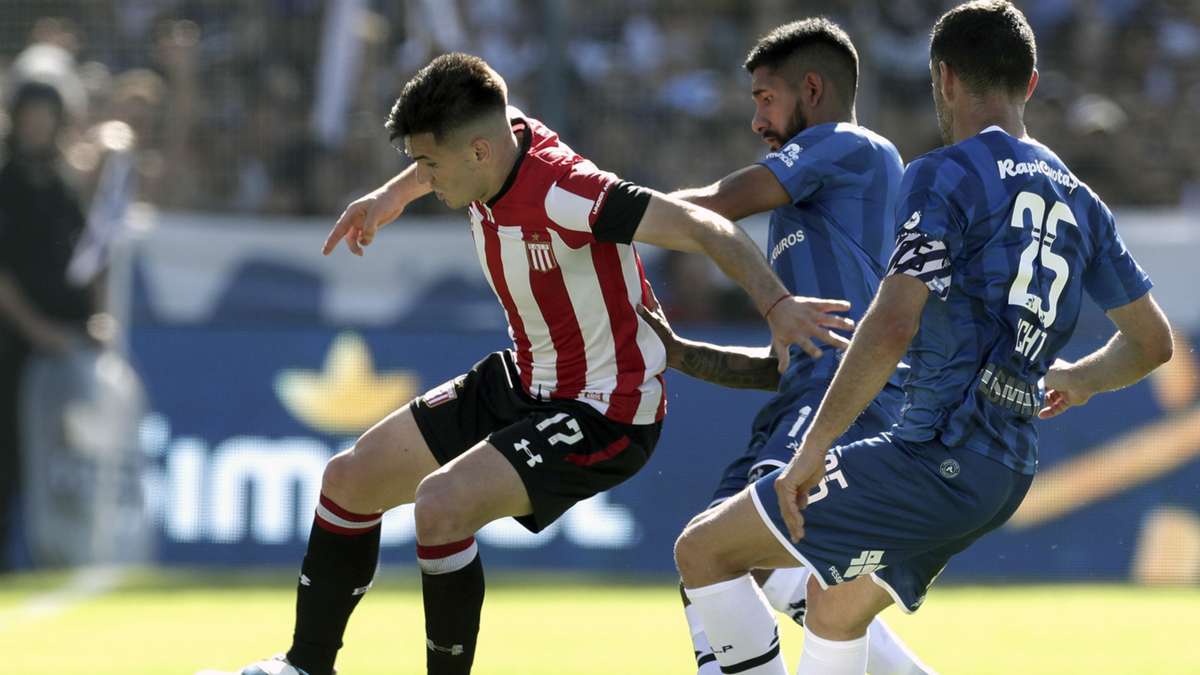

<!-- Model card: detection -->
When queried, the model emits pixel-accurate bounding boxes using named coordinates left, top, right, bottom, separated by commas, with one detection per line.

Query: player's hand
left=774, top=446, right=826, bottom=542
left=636, top=287, right=683, bottom=369
left=1039, top=358, right=1093, bottom=419
left=323, top=187, right=408, bottom=256
left=765, top=296, right=855, bottom=372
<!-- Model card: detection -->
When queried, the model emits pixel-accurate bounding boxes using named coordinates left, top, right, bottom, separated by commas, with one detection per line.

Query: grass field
left=2, top=567, right=1198, bottom=674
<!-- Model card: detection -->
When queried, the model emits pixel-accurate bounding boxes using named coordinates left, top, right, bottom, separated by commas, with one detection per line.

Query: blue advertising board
left=130, top=323, right=1200, bottom=581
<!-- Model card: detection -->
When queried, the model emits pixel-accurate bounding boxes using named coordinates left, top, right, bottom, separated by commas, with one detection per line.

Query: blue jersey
left=887, top=127, right=1153, bottom=474
left=758, top=122, right=906, bottom=388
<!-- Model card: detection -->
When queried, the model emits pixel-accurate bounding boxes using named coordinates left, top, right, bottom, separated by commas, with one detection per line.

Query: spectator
left=0, top=78, right=104, bottom=569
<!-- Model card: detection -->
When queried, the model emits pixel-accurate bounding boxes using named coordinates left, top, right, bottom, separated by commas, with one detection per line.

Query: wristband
left=763, top=293, right=791, bottom=320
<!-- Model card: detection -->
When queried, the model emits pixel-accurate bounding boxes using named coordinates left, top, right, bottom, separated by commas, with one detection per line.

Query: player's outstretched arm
left=631, top=193, right=853, bottom=372
left=775, top=274, right=928, bottom=541
left=669, top=164, right=792, bottom=222
left=1040, top=293, right=1173, bottom=419
left=636, top=298, right=780, bottom=391
left=323, top=163, right=433, bottom=256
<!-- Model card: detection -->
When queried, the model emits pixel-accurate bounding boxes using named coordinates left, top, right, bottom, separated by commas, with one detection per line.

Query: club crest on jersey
left=525, top=232, right=559, bottom=272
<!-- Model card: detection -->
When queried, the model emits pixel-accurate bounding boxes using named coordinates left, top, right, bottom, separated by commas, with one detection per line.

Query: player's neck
left=954, top=100, right=1026, bottom=143
left=480, top=128, right=523, bottom=204
left=810, top=106, right=856, bottom=127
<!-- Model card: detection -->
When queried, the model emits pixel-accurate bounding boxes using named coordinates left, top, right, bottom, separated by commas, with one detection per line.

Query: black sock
left=286, top=495, right=382, bottom=675
left=418, top=539, right=485, bottom=675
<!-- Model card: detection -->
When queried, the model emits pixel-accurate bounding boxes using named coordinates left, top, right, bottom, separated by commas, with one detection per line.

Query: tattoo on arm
left=676, top=343, right=780, bottom=391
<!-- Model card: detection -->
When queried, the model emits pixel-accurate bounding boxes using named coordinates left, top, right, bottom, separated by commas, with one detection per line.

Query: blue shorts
left=751, top=434, right=1033, bottom=613
left=707, top=383, right=901, bottom=509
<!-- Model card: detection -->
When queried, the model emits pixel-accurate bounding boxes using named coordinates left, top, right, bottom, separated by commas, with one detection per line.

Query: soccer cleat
left=194, top=653, right=330, bottom=675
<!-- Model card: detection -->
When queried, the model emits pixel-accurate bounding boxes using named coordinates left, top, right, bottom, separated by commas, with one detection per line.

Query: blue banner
left=131, top=323, right=1200, bottom=581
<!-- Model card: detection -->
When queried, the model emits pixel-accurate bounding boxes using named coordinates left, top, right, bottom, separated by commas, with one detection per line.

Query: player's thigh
left=804, top=574, right=894, bottom=641
left=330, top=350, right=527, bottom=514
left=323, top=402, right=441, bottom=512
left=413, top=439, right=533, bottom=544
left=676, top=487, right=799, bottom=587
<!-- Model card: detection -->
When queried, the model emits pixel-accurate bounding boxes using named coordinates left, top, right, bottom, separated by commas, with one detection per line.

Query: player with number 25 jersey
left=889, top=125, right=1151, bottom=476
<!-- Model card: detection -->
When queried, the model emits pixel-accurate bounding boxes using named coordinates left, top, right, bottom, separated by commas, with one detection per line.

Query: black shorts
left=410, top=351, right=662, bottom=533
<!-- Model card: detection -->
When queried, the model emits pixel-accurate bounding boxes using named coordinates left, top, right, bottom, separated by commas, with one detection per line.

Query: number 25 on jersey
left=1007, top=190, right=1074, bottom=361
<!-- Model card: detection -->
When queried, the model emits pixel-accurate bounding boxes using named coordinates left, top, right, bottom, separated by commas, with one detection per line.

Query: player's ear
left=803, top=71, right=824, bottom=109
left=1024, top=68, right=1039, bottom=102
left=470, top=137, right=491, bottom=164
left=937, top=61, right=955, bottom=103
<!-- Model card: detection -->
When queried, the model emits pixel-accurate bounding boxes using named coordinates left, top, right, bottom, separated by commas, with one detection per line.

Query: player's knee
left=413, top=473, right=470, bottom=545
left=321, top=449, right=361, bottom=501
left=674, top=515, right=715, bottom=585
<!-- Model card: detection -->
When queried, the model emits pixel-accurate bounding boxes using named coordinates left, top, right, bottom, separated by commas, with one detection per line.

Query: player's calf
left=410, top=441, right=532, bottom=675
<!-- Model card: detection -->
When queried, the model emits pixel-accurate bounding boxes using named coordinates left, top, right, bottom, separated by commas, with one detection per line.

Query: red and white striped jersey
left=466, top=113, right=667, bottom=425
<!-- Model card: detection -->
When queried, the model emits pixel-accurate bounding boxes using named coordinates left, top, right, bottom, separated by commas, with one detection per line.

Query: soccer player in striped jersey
left=672, top=3, right=1174, bottom=674
left=636, top=18, right=929, bottom=675
left=209, top=54, right=854, bottom=675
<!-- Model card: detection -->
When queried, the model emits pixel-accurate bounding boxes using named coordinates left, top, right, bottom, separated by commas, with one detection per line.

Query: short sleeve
left=756, top=127, right=844, bottom=203
left=885, top=155, right=968, bottom=300
left=544, top=160, right=651, bottom=245
left=1082, top=201, right=1153, bottom=310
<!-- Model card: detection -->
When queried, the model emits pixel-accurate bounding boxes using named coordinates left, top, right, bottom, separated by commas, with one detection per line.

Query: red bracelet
left=763, top=293, right=790, bottom=319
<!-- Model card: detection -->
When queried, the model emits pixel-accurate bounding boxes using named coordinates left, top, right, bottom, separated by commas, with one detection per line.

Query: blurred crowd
left=0, top=0, right=1197, bottom=221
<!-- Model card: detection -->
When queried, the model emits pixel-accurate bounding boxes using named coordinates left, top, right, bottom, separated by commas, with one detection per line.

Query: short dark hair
left=744, top=18, right=859, bottom=101
left=931, top=1, right=1036, bottom=96
left=386, top=53, right=506, bottom=143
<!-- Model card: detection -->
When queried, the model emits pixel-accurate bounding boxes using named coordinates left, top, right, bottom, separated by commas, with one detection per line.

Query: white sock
left=684, top=603, right=723, bottom=675
left=795, top=627, right=869, bottom=675
left=761, top=567, right=811, bottom=624
left=685, top=575, right=787, bottom=675
left=864, top=617, right=935, bottom=675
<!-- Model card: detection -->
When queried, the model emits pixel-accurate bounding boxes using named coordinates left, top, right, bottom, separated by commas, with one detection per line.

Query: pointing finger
left=323, top=221, right=349, bottom=256
left=324, top=206, right=363, bottom=255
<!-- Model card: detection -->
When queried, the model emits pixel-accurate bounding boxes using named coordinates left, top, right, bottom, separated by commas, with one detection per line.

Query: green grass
left=2, top=568, right=1198, bottom=674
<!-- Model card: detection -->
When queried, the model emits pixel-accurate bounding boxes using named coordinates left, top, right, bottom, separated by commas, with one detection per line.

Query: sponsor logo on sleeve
left=766, top=143, right=804, bottom=168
